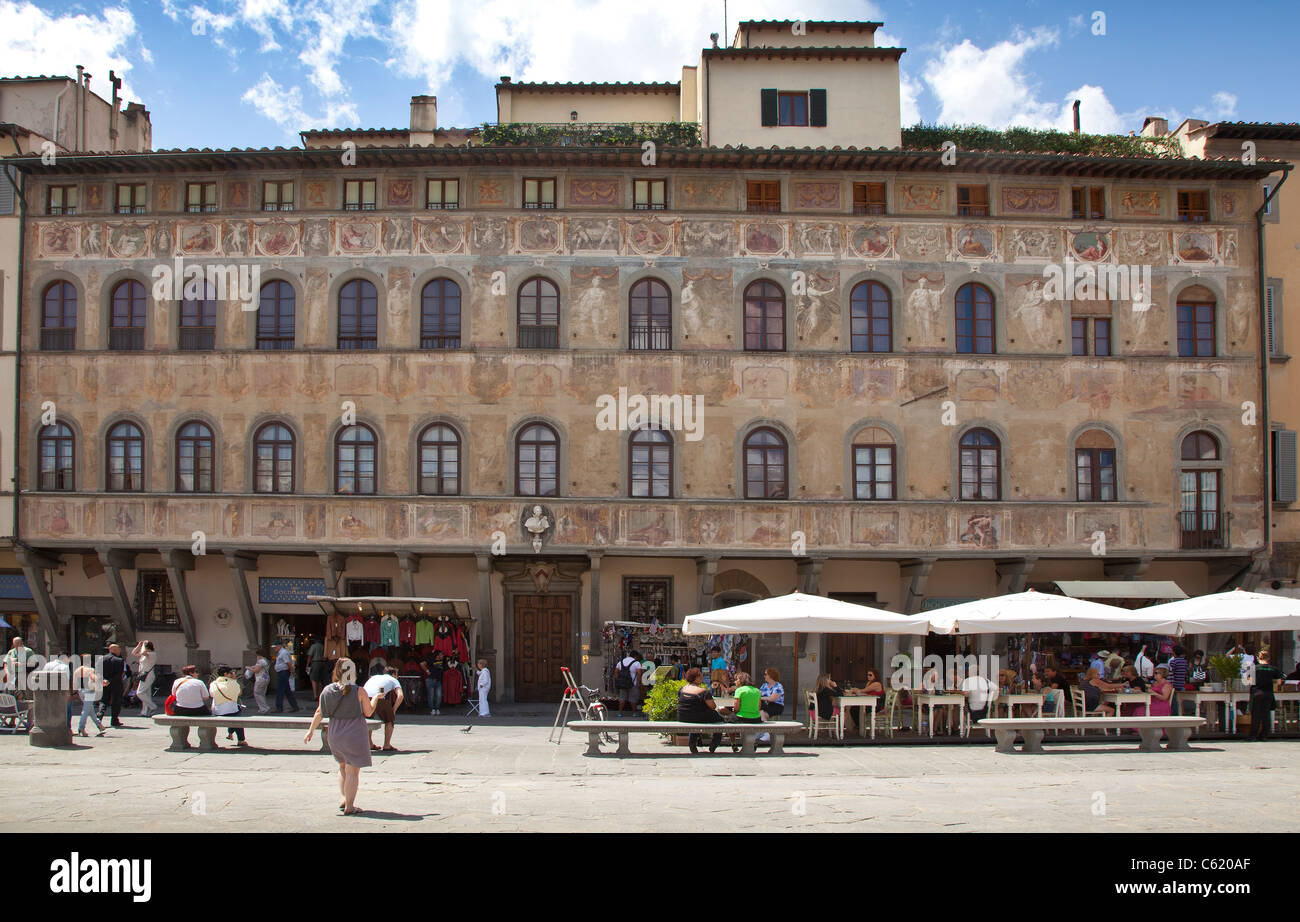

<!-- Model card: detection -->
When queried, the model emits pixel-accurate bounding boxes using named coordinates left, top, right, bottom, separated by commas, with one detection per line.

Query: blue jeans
left=424, top=678, right=442, bottom=711
left=77, top=692, right=103, bottom=733
left=275, top=670, right=298, bottom=710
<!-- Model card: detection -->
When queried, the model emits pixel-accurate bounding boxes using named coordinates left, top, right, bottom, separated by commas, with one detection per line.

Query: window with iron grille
left=517, top=277, right=559, bottom=349
left=624, top=578, right=671, bottom=623
left=46, top=185, right=77, bottom=215
left=421, top=278, right=461, bottom=348
left=1177, top=190, right=1209, bottom=222
left=628, top=279, right=671, bottom=350
left=1071, top=186, right=1105, bottom=219
left=179, top=285, right=217, bottom=351
left=41, top=281, right=77, bottom=350
left=852, top=182, right=886, bottom=215
left=956, top=185, right=989, bottom=217
left=263, top=180, right=294, bottom=211
left=256, top=281, right=295, bottom=350
left=426, top=178, right=459, bottom=209
left=185, top=182, right=217, bottom=213
left=345, top=579, right=391, bottom=597
left=746, top=180, right=780, bottom=213
left=136, top=571, right=179, bottom=627
left=338, top=279, right=378, bottom=350
left=109, top=280, right=146, bottom=351
left=523, top=178, right=556, bottom=209
left=115, top=183, right=147, bottom=214
left=343, top=179, right=376, bottom=211
left=633, top=179, right=665, bottom=210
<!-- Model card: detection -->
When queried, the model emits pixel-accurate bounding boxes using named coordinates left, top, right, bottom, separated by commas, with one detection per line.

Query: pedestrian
left=613, top=649, right=642, bottom=715
left=1133, top=644, right=1154, bottom=681
left=272, top=643, right=300, bottom=713
left=130, top=640, right=158, bottom=716
left=304, top=658, right=379, bottom=815
left=72, top=660, right=106, bottom=737
left=421, top=651, right=443, bottom=716
left=1249, top=650, right=1285, bottom=741
left=1090, top=649, right=1110, bottom=677
left=3, top=636, right=34, bottom=694
left=170, top=665, right=210, bottom=716
left=363, top=664, right=403, bottom=752
left=306, top=635, right=328, bottom=699
left=475, top=658, right=491, bottom=717
left=210, top=666, right=248, bottom=747
left=245, top=651, right=271, bottom=713
left=101, top=643, right=126, bottom=727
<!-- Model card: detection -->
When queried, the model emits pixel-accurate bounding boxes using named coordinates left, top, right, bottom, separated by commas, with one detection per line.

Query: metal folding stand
left=549, top=666, right=609, bottom=744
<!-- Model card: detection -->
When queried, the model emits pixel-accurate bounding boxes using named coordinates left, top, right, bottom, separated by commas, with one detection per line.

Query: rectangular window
left=523, top=178, right=556, bottom=209
left=46, top=185, right=77, bottom=215
left=426, top=178, right=459, bottom=210
left=343, top=179, right=376, bottom=211
left=853, top=444, right=896, bottom=500
left=185, top=181, right=217, bottom=213
left=633, top=179, right=666, bottom=210
left=1071, top=185, right=1105, bottom=219
left=345, top=578, right=392, bottom=597
left=1177, top=190, right=1209, bottom=222
left=778, top=91, right=808, bottom=126
left=115, top=183, right=147, bottom=214
left=1176, top=302, right=1216, bottom=357
left=1263, top=183, right=1273, bottom=215
left=746, top=180, right=781, bottom=213
left=1072, top=317, right=1111, bottom=356
left=623, top=578, right=671, bottom=623
left=1076, top=448, right=1117, bottom=502
left=136, top=571, right=179, bottom=627
left=957, top=185, right=989, bottom=217
left=263, top=180, right=294, bottom=211
left=852, top=182, right=886, bottom=215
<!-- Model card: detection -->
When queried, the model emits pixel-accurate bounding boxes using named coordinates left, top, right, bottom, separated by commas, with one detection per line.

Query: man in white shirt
left=363, top=665, right=403, bottom=751
left=960, top=665, right=998, bottom=725
left=614, top=650, right=643, bottom=715
left=272, top=644, right=299, bottom=713
left=1133, top=645, right=1154, bottom=681
left=475, top=658, right=491, bottom=717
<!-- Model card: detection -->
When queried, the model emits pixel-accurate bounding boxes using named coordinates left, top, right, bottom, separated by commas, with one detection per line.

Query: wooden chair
left=868, top=689, right=899, bottom=738
left=1070, top=686, right=1111, bottom=735
left=1043, top=686, right=1067, bottom=734
left=805, top=690, right=839, bottom=740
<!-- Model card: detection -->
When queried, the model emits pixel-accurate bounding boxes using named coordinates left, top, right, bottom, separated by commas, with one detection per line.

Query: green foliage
left=1208, top=653, right=1244, bottom=688
left=479, top=122, right=701, bottom=148
left=901, top=124, right=1182, bottom=159
left=642, top=679, right=686, bottom=721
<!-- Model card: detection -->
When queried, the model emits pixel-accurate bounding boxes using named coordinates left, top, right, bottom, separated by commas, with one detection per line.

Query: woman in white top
left=171, top=665, right=210, bottom=716
left=245, top=651, right=271, bottom=713
left=210, top=665, right=247, bottom=746
left=131, top=640, right=157, bottom=716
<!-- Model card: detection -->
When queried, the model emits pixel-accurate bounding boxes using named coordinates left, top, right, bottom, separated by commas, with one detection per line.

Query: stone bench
left=154, top=715, right=381, bottom=752
left=976, top=716, right=1207, bottom=753
left=568, top=719, right=805, bottom=757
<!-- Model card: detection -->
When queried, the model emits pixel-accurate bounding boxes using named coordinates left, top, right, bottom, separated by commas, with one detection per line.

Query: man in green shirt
left=3, top=637, right=34, bottom=691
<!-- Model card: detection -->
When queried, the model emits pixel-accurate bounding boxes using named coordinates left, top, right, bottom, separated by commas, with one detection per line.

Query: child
left=476, top=658, right=491, bottom=717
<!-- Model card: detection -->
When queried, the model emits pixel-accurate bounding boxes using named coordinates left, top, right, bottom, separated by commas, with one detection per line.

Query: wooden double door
left=513, top=594, right=572, bottom=702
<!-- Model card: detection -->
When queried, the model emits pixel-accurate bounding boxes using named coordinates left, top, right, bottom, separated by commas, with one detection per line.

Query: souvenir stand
left=601, top=621, right=751, bottom=695
left=310, top=597, right=475, bottom=711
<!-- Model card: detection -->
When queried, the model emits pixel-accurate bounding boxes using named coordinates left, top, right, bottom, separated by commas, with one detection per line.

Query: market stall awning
left=1143, top=589, right=1300, bottom=634
left=928, top=589, right=1181, bottom=635
left=308, top=596, right=472, bottom=620
left=1054, top=580, right=1187, bottom=600
left=681, top=592, right=929, bottom=635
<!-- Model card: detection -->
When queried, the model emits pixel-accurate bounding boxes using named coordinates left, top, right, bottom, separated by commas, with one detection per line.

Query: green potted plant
left=1207, top=653, right=1244, bottom=693
left=642, top=678, right=686, bottom=743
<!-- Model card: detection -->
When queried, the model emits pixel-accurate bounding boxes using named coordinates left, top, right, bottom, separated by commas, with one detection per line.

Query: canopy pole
left=792, top=631, right=800, bottom=721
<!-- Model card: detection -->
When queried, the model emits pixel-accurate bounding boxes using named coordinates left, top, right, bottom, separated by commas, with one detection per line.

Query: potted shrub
left=1207, top=653, right=1244, bottom=693
left=643, top=678, right=687, bottom=744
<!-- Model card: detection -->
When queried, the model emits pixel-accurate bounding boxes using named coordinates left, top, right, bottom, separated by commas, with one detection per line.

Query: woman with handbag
left=210, top=666, right=248, bottom=747
left=304, top=658, right=380, bottom=815
left=170, top=666, right=210, bottom=716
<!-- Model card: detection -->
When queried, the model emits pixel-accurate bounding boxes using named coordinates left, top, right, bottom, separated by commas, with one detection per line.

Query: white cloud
left=0, top=1, right=139, bottom=103
left=1209, top=91, right=1237, bottom=119
left=921, top=27, right=1061, bottom=128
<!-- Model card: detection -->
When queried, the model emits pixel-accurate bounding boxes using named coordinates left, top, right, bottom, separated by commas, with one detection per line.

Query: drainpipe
left=1256, top=166, right=1291, bottom=565
left=1, top=133, right=25, bottom=542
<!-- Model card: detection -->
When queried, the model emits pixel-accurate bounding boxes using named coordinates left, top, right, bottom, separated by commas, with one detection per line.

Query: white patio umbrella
left=927, top=589, right=1179, bottom=635
left=1144, top=588, right=1300, bottom=634
left=680, top=592, right=930, bottom=635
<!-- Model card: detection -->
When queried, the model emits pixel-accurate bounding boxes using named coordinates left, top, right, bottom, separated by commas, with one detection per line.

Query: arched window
left=744, top=427, right=788, bottom=499
left=38, top=423, right=75, bottom=491
left=1179, top=430, right=1223, bottom=548
left=256, top=281, right=295, bottom=350
left=1075, top=429, right=1116, bottom=502
left=1176, top=294, right=1216, bottom=357
left=517, top=277, right=559, bottom=349
left=959, top=428, right=1000, bottom=500
left=106, top=421, right=144, bottom=492
left=253, top=422, right=295, bottom=493
left=955, top=282, right=995, bottom=354
left=852, top=426, right=896, bottom=500
left=421, top=279, right=461, bottom=349
left=516, top=423, right=559, bottom=496
left=629, top=428, right=673, bottom=497
left=176, top=421, right=215, bottom=493
left=179, top=282, right=217, bottom=351
left=109, top=280, right=146, bottom=351
left=418, top=424, right=460, bottom=495
left=338, top=279, right=378, bottom=350
left=850, top=281, right=892, bottom=353
left=335, top=424, right=377, bottom=494
left=41, top=281, right=78, bottom=350
left=743, top=281, right=785, bottom=352
left=629, top=279, right=671, bottom=351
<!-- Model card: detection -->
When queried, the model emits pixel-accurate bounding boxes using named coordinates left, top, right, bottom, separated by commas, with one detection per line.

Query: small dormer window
left=761, top=89, right=827, bottom=127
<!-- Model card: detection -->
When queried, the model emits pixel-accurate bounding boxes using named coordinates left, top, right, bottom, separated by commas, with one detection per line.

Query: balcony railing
left=40, top=328, right=76, bottom=351
left=179, top=327, right=216, bottom=351
left=421, top=334, right=461, bottom=350
left=108, top=327, right=145, bottom=351
left=338, top=336, right=378, bottom=351
left=1177, top=511, right=1230, bottom=549
left=629, top=325, right=672, bottom=351
left=480, top=121, right=701, bottom=148
left=518, top=325, right=559, bottom=349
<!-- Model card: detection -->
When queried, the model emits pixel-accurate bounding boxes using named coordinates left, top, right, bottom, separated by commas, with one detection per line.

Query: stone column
left=95, top=546, right=138, bottom=646
left=160, top=548, right=200, bottom=657
left=396, top=552, right=420, bottom=597
left=223, top=550, right=262, bottom=656
left=15, top=547, right=65, bottom=654
left=696, top=555, right=720, bottom=614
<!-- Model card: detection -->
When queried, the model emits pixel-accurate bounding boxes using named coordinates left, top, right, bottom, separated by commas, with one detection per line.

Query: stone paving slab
left=1, top=718, right=1296, bottom=832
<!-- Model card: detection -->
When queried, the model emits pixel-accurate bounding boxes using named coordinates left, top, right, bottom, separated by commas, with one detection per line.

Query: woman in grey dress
left=304, top=658, right=378, bottom=815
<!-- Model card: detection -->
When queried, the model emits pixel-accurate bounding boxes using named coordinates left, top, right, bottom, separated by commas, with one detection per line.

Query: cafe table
left=1185, top=690, right=1236, bottom=733
left=1272, top=691, right=1300, bottom=732
left=1102, top=691, right=1152, bottom=717
left=833, top=695, right=881, bottom=739
left=913, top=692, right=965, bottom=738
left=989, top=692, right=1045, bottom=720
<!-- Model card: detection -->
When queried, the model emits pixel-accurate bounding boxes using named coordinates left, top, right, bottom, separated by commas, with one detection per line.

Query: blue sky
left=3, top=0, right=1296, bottom=151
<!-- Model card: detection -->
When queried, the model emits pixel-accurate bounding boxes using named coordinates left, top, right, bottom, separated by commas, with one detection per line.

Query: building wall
left=0, top=78, right=151, bottom=153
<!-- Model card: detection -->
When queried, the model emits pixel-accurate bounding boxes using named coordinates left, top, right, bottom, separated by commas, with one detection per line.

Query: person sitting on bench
left=678, top=667, right=724, bottom=754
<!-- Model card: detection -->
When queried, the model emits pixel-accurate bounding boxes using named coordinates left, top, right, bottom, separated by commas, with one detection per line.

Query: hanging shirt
left=345, top=616, right=365, bottom=642
left=379, top=616, right=400, bottom=648
left=399, top=618, right=417, bottom=645
left=454, top=624, right=469, bottom=661
left=415, top=618, right=435, bottom=645
left=362, top=617, right=381, bottom=645
left=325, top=613, right=347, bottom=641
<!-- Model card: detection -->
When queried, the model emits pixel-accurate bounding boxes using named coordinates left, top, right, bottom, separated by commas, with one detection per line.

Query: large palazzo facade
left=4, top=22, right=1288, bottom=700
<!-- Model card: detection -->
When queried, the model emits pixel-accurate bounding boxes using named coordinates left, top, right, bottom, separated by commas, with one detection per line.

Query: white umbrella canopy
left=1144, top=589, right=1300, bottom=634
left=927, top=589, right=1180, bottom=635
left=680, top=592, right=930, bottom=635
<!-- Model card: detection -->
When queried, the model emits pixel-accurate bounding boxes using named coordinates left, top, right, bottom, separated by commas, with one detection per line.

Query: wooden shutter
left=810, top=89, right=828, bottom=126
left=760, top=89, right=779, bottom=126
left=1275, top=429, right=1297, bottom=504
left=1266, top=283, right=1277, bottom=355
left=0, top=167, right=15, bottom=215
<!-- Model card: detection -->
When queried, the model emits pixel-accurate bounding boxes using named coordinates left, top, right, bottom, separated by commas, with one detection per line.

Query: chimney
left=409, top=95, right=437, bottom=146
left=1072, top=99, right=1080, bottom=133
left=74, top=65, right=83, bottom=152
left=1140, top=116, right=1169, bottom=138
left=499, top=76, right=511, bottom=84
left=710, top=32, right=719, bottom=48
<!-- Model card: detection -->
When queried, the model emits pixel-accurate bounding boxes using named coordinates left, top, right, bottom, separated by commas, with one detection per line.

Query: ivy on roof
left=479, top=121, right=701, bottom=148
left=901, top=124, right=1182, bottom=159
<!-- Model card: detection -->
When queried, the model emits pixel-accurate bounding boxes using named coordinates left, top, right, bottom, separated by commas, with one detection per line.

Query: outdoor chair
left=870, top=688, right=899, bottom=738
left=0, top=693, right=31, bottom=733
left=1070, top=686, right=1112, bottom=735
left=1044, top=686, right=1066, bottom=734
left=804, top=690, right=839, bottom=740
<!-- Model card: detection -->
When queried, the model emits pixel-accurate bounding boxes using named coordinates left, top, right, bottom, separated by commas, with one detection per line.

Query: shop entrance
left=514, top=594, right=571, bottom=701
left=826, top=593, right=880, bottom=685
left=265, top=612, right=326, bottom=693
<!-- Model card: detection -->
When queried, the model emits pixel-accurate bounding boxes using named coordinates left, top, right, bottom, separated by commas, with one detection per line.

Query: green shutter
left=810, top=89, right=828, bottom=126
left=0, top=167, right=15, bottom=215
left=760, top=89, right=778, bottom=126
left=1275, top=430, right=1297, bottom=504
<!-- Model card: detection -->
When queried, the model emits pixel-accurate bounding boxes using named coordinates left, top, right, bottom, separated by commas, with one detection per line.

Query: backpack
left=614, top=657, right=633, bottom=689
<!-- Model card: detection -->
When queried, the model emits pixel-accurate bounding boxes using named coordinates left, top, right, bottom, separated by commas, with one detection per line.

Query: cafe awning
left=308, top=596, right=473, bottom=621
left=681, top=592, right=929, bottom=635
left=928, top=589, right=1181, bottom=635
left=1053, top=580, right=1188, bottom=600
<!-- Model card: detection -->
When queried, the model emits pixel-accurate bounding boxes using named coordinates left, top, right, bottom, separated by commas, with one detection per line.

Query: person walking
left=475, top=658, right=491, bottom=717
left=210, top=666, right=248, bottom=747
left=101, top=643, right=126, bottom=728
left=170, top=666, right=211, bottom=716
left=272, top=643, right=300, bottom=713
left=305, top=658, right=379, bottom=815
left=245, top=651, right=272, bottom=714
left=421, top=652, right=444, bottom=716
left=130, top=640, right=157, bottom=716
left=612, top=650, right=642, bottom=716
left=1249, top=650, right=1284, bottom=741
left=72, top=660, right=106, bottom=737
left=363, top=665, right=403, bottom=751
left=306, top=636, right=328, bottom=700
